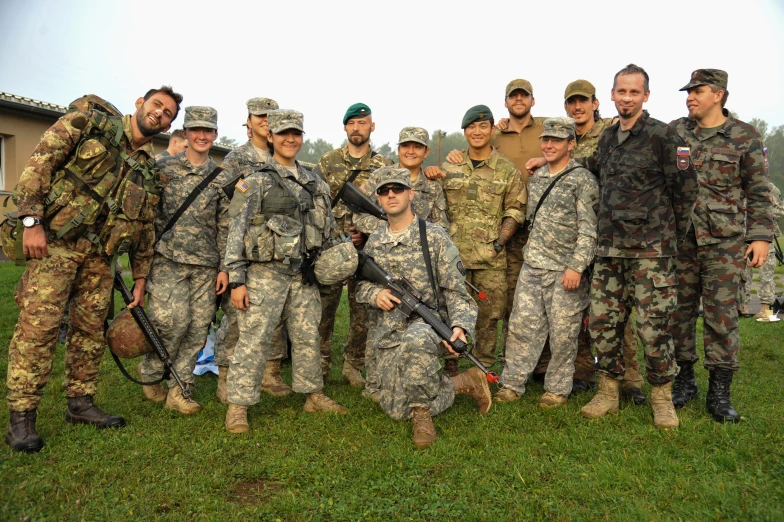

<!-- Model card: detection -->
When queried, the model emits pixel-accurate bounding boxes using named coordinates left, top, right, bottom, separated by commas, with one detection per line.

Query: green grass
left=1, top=262, right=783, bottom=520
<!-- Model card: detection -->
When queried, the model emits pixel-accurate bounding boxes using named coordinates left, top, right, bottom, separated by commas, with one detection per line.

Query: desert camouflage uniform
left=584, top=110, right=698, bottom=384
left=7, top=113, right=157, bottom=411
left=139, top=153, right=231, bottom=388
left=213, top=140, right=289, bottom=367
left=502, top=159, right=598, bottom=397
left=313, top=147, right=392, bottom=374
left=225, top=157, right=336, bottom=405
left=670, top=112, right=774, bottom=371
left=356, top=219, right=477, bottom=420
left=440, top=148, right=526, bottom=366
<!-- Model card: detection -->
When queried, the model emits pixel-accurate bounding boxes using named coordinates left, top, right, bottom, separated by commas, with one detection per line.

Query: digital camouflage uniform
left=502, top=151, right=599, bottom=397
left=584, top=110, right=698, bottom=384
left=313, top=147, right=392, bottom=374
left=225, top=152, right=336, bottom=406
left=139, top=138, right=232, bottom=389
left=670, top=111, right=774, bottom=370
left=7, top=112, right=158, bottom=411
left=758, top=184, right=783, bottom=306
left=441, top=148, right=526, bottom=366
left=356, top=219, right=477, bottom=420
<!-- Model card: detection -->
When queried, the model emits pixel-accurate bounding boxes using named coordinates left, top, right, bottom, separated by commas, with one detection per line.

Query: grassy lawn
left=1, top=262, right=783, bottom=521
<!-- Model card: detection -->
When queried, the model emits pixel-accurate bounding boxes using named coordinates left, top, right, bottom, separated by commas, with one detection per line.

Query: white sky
left=1, top=0, right=783, bottom=149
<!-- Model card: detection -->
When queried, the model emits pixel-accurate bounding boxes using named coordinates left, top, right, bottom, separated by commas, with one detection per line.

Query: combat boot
left=261, top=360, right=292, bottom=397
left=494, top=388, right=521, bottom=402
left=671, top=360, right=698, bottom=409
left=443, top=359, right=459, bottom=378
left=6, top=410, right=44, bottom=453
left=754, top=303, right=772, bottom=320
left=621, top=387, right=647, bottom=406
left=138, top=363, right=166, bottom=403
left=165, top=386, right=202, bottom=415
left=411, top=407, right=436, bottom=448
left=216, top=366, right=229, bottom=405
left=538, top=392, right=567, bottom=409
left=451, top=367, right=492, bottom=414
left=304, top=392, right=348, bottom=414
left=706, top=369, right=740, bottom=423
left=581, top=373, right=619, bottom=419
left=571, top=378, right=596, bottom=393
left=65, top=396, right=126, bottom=428
left=342, top=361, right=365, bottom=388
left=651, top=382, right=679, bottom=429
left=225, top=403, right=250, bottom=434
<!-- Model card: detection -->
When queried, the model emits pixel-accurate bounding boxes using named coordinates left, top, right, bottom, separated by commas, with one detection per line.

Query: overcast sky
left=2, top=0, right=783, bottom=149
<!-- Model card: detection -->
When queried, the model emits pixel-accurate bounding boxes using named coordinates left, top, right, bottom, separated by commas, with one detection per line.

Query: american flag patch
left=235, top=178, right=250, bottom=193
left=677, top=147, right=691, bottom=157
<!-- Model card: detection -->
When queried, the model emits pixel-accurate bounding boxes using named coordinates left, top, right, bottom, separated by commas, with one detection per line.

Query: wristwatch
left=493, top=240, right=504, bottom=253
left=229, top=282, right=245, bottom=290
left=22, top=216, right=44, bottom=228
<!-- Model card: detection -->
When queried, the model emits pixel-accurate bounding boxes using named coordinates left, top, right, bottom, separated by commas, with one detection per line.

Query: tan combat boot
left=581, top=373, right=620, bottom=419
left=651, top=382, right=680, bottom=429
left=411, top=407, right=436, bottom=448
left=225, top=403, right=250, bottom=434
left=164, top=386, right=202, bottom=415
left=538, top=392, right=567, bottom=409
left=451, top=367, right=492, bottom=414
left=138, top=363, right=166, bottom=403
left=342, top=361, right=365, bottom=388
left=261, top=360, right=293, bottom=397
left=216, top=366, right=228, bottom=405
left=494, top=388, right=521, bottom=402
left=754, top=303, right=772, bottom=320
left=304, top=391, right=348, bottom=414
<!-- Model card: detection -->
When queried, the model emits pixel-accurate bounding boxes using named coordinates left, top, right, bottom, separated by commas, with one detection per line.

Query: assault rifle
left=341, top=182, right=387, bottom=221
left=358, top=252, right=498, bottom=383
left=113, top=273, right=191, bottom=398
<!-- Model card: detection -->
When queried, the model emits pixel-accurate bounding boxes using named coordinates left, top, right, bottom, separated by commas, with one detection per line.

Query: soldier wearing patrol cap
left=139, top=106, right=234, bottom=414
left=669, top=69, right=775, bottom=422
left=213, top=97, right=295, bottom=404
left=224, top=109, right=347, bottom=434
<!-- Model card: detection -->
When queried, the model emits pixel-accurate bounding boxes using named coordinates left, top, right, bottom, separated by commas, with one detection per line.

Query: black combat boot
left=621, top=387, right=647, bottom=406
left=572, top=378, right=596, bottom=393
left=671, top=360, right=698, bottom=409
left=6, top=410, right=45, bottom=452
left=706, top=369, right=740, bottom=423
left=65, top=396, right=126, bottom=428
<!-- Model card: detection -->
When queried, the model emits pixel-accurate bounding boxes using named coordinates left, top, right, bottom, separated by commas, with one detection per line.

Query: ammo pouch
left=267, top=215, right=303, bottom=264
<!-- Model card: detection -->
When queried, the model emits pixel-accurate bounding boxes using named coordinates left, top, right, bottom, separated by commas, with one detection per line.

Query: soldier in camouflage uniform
left=213, top=97, right=294, bottom=403
left=224, top=110, right=347, bottom=434
left=440, top=105, right=527, bottom=368
left=754, top=183, right=783, bottom=320
left=313, top=103, right=393, bottom=386
left=355, top=168, right=490, bottom=448
left=580, top=65, right=698, bottom=429
left=156, top=129, right=187, bottom=160
left=669, top=69, right=774, bottom=422
left=498, top=118, right=598, bottom=408
left=6, top=87, right=182, bottom=452
left=138, top=106, right=232, bottom=414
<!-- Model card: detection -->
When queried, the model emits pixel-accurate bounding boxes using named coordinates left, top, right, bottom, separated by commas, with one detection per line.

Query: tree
left=217, top=136, right=238, bottom=147
left=299, top=138, right=335, bottom=164
left=423, top=130, right=466, bottom=167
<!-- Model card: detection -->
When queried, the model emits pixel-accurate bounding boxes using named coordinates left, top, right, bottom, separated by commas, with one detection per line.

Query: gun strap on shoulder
left=529, top=166, right=580, bottom=230
left=418, top=218, right=439, bottom=309
left=331, top=169, right=361, bottom=209
left=155, top=166, right=224, bottom=245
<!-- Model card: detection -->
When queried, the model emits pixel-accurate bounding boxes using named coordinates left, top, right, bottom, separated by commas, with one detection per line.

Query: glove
left=301, top=252, right=317, bottom=286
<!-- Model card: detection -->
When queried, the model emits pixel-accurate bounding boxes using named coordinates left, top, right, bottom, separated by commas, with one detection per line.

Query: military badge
left=235, top=178, right=250, bottom=194
left=677, top=147, right=691, bottom=171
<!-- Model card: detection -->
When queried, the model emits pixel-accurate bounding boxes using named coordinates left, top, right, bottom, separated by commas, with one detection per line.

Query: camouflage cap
left=343, top=103, right=371, bottom=125
left=505, top=79, right=533, bottom=97
left=268, top=109, right=304, bottom=134
left=461, top=105, right=494, bottom=129
left=540, top=117, right=576, bottom=140
left=679, top=69, right=728, bottom=91
left=183, top=106, right=218, bottom=129
left=373, top=166, right=411, bottom=189
left=247, top=97, right=279, bottom=116
left=398, top=126, right=429, bottom=147
left=564, top=79, right=596, bottom=100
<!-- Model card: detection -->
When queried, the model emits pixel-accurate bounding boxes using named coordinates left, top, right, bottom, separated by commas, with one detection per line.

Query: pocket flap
left=471, top=226, right=494, bottom=243
left=611, top=209, right=647, bottom=221
left=706, top=202, right=738, bottom=214
left=266, top=215, right=303, bottom=236
left=710, top=153, right=740, bottom=164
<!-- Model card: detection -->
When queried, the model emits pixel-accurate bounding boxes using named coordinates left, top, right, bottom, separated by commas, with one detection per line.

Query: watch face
left=23, top=217, right=36, bottom=227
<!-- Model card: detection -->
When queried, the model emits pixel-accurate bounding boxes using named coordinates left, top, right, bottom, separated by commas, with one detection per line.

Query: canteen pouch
left=1, top=210, right=24, bottom=265
left=246, top=215, right=274, bottom=262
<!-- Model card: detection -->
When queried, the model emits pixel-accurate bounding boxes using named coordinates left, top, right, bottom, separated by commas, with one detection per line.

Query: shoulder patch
left=235, top=177, right=250, bottom=194
left=444, top=244, right=466, bottom=280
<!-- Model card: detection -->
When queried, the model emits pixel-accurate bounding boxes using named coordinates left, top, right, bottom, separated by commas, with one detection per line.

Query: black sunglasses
left=376, top=184, right=408, bottom=196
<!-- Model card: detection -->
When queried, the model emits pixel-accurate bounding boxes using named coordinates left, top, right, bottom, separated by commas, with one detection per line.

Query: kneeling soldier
left=224, top=110, right=347, bottom=433
left=356, top=167, right=490, bottom=449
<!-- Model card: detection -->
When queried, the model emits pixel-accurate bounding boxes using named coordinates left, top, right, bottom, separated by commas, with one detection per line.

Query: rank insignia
left=235, top=178, right=250, bottom=194
left=677, top=147, right=691, bottom=171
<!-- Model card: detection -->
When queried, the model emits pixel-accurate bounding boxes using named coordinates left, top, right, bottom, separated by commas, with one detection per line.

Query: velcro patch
left=677, top=147, right=691, bottom=171
left=235, top=178, right=250, bottom=194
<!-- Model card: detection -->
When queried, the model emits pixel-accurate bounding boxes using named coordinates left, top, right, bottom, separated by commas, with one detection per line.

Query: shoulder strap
left=155, top=166, right=224, bottom=245
left=331, top=169, right=362, bottom=209
left=418, top=218, right=438, bottom=309
left=529, top=166, right=580, bottom=229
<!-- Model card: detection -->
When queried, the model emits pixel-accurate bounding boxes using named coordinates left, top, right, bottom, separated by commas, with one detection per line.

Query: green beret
left=343, top=103, right=372, bottom=125
left=461, top=105, right=493, bottom=129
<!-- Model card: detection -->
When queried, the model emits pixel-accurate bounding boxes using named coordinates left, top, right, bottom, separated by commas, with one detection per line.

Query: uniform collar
left=461, top=148, right=499, bottom=169
left=340, top=145, right=376, bottom=169
left=377, top=217, right=419, bottom=246
left=499, top=114, right=537, bottom=134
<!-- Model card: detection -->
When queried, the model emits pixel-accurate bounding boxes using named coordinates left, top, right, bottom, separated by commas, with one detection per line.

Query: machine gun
left=358, top=251, right=498, bottom=383
left=341, top=182, right=387, bottom=221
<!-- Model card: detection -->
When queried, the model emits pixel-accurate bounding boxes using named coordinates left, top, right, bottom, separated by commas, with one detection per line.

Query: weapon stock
left=113, top=273, right=191, bottom=398
left=342, top=183, right=388, bottom=221
left=358, top=252, right=498, bottom=383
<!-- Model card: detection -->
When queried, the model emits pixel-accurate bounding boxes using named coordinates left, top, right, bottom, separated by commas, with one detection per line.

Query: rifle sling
left=156, top=166, right=224, bottom=245
left=529, top=166, right=580, bottom=230
left=418, top=218, right=439, bottom=310
left=330, top=150, right=379, bottom=209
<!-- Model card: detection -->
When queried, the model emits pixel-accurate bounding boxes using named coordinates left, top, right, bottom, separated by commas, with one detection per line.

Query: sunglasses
left=376, top=184, right=408, bottom=196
